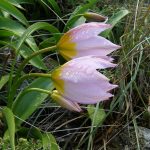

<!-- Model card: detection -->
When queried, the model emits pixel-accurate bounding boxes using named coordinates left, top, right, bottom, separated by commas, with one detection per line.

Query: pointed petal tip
left=104, top=24, right=112, bottom=28
left=110, top=63, right=117, bottom=68
left=116, top=45, right=121, bottom=49
left=108, top=84, right=118, bottom=91
left=108, top=42, right=121, bottom=50
left=111, top=84, right=118, bottom=89
left=111, top=44, right=121, bottom=50
left=96, top=22, right=112, bottom=28
left=112, top=63, right=118, bottom=67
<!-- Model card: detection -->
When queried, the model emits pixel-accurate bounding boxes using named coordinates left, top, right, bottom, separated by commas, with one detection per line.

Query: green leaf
left=16, top=43, right=47, bottom=70
left=72, top=16, right=86, bottom=28
left=12, top=77, right=54, bottom=126
left=87, top=105, right=106, bottom=127
left=39, top=37, right=56, bottom=49
left=14, top=0, right=34, bottom=4
left=0, top=39, right=9, bottom=45
left=42, top=133, right=59, bottom=150
left=31, top=128, right=60, bottom=150
left=0, top=17, right=26, bottom=35
left=47, top=0, right=62, bottom=16
left=63, top=0, right=99, bottom=32
left=0, top=18, right=47, bottom=69
left=0, top=75, right=9, bottom=90
left=3, top=107, right=15, bottom=150
left=6, top=0, right=24, bottom=9
left=0, top=0, right=28, bottom=26
left=102, top=9, right=130, bottom=37
left=16, top=22, right=60, bottom=50
left=5, top=0, right=34, bottom=5
left=0, top=38, right=47, bottom=70
left=0, top=17, right=38, bottom=51
left=0, top=30, right=14, bottom=37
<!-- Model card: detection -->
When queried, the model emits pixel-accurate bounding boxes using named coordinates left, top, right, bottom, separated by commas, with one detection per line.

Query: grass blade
left=47, top=0, right=62, bottom=16
left=0, top=75, right=9, bottom=90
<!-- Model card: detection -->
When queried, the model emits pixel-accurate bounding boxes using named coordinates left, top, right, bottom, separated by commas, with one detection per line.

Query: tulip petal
left=65, top=56, right=117, bottom=71
left=96, top=56, right=114, bottom=62
left=66, top=22, right=112, bottom=42
left=61, top=69, right=117, bottom=104
left=74, top=36, right=121, bottom=58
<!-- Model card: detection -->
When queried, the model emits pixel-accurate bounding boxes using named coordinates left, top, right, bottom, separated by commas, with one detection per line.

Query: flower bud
left=51, top=90, right=82, bottom=112
left=83, top=12, right=108, bottom=22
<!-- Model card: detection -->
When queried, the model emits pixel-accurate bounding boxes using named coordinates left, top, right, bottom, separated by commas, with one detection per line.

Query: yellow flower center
left=51, top=67, right=65, bottom=94
left=57, top=32, right=77, bottom=60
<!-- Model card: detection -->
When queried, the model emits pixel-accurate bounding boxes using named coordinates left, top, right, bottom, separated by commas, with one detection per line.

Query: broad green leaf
left=42, top=133, right=59, bottom=150
left=0, top=0, right=28, bottom=26
left=8, top=0, right=34, bottom=8
left=14, top=0, right=34, bottom=4
left=0, top=17, right=26, bottom=35
left=63, top=0, right=99, bottom=32
left=0, top=17, right=38, bottom=51
left=16, top=22, right=60, bottom=50
left=0, top=30, right=14, bottom=37
left=0, top=40, right=9, bottom=46
left=47, top=0, right=62, bottom=16
left=87, top=105, right=106, bottom=126
left=1, top=9, right=10, bottom=17
left=0, top=75, right=9, bottom=90
left=0, top=39, right=47, bottom=70
left=0, top=18, right=47, bottom=69
left=72, top=16, right=86, bottom=28
left=3, top=107, right=15, bottom=150
left=16, top=43, right=47, bottom=70
left=6, top=0, right=24, bottom=9
left=102, top=9, right=129, bottom=37
left=12, top=77, right=54, bottom=126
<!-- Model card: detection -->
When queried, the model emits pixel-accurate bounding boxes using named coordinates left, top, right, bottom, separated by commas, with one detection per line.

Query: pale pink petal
left=68, top=22, right=112, bottom=41
left=96, top=56, right=114, bottom=62
left=61, top=71, right=117, bottom=104
left=64, top=56, right=117, bottom=71
left=73, top=36, right=121, bottom=58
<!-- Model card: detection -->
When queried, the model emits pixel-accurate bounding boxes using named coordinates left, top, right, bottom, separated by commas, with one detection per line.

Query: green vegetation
left=0, top=0, right=149, bottom=149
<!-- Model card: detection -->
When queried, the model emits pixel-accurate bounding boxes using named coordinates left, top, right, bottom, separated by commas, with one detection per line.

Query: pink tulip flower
left=57, top=22, right=120, bottom=60
left=51, top=56, right=118, bottom=112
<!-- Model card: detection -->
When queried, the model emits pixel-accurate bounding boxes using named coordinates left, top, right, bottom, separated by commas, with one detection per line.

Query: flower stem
left=8, top=73, right=52, bottom=108
left=22, top=88, right=52, bottom=95
left=16, top=73, right=51, bottom=88
left=17, top=45, right=57, bottom=76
